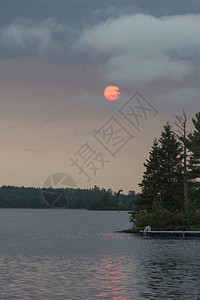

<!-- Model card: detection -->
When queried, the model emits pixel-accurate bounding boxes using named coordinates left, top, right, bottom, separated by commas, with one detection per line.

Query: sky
left=1, top=0, right=200, bottom=193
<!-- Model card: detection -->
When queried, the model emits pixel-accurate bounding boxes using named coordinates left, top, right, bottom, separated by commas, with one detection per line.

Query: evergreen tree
left=135, top=138, right=161, bottom=212
left=187, top=112, right=200, bottom=189
left=135, top=123, right=183, bottom=212
left=158, top=123, right=183, bottom=210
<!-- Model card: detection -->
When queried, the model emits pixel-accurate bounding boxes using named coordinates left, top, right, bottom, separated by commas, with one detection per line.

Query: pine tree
left=135, top=138, right=161, bottom=212
left=135, top=123, right=183, bottom=212
left=187, top=112, right=200, bottom=189
left=158, top=123, right=184, bottom=210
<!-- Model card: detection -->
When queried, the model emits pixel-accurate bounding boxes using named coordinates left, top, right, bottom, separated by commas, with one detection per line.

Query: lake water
left=1, top=209, right=200, bottom=299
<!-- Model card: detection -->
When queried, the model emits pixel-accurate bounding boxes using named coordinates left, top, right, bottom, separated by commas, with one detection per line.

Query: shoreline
left=116, top=227, right=200, bottom=237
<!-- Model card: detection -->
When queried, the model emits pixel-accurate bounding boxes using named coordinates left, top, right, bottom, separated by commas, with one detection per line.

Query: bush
left=130, top=199, right=200, bottom=230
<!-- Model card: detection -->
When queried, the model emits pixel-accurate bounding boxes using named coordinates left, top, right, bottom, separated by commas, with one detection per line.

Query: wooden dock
left=141, top=226, right=200, bottom=237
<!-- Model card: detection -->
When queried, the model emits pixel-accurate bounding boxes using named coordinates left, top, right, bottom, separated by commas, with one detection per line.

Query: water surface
left=0, top=209, right=200, bottom=299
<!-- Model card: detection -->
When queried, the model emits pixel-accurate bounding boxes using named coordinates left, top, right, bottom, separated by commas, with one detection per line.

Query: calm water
left=1, top=209, right=200, bottom=299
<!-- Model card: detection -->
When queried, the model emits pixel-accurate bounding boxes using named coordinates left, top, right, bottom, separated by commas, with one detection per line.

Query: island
left=128, top=111, right=200, bottom=234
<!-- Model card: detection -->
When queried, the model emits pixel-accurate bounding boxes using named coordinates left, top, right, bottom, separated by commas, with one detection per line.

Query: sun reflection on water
left=95, top=255, right=128, bottom=299
left=0, top=253, right=137, bottom=299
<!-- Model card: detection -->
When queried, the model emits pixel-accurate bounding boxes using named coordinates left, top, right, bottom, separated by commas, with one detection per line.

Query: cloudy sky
left=1, top=0, right=200, bottom=193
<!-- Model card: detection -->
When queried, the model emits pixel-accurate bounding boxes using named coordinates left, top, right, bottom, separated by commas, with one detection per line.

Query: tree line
left=130, top=111, right=200, bottom=231
left=0, top=185, right=138, bottom=210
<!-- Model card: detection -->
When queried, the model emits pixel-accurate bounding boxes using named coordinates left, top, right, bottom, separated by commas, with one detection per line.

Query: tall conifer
left=158, top=123, right=183, bottom=210
left=136, top=138, right=161, bottom=212
left=187, top=113, right=200, bottom=189
left=135, top=123, right=183, bottom=211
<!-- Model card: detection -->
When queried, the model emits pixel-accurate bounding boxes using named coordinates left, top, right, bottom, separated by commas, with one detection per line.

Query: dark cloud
left=0, top=18, right=77, bottom=59
left=0, top=0, right=200, bottom=61
left=1, top=11, right=200, bottom=87
left=1, top=0, right=200, bottom=26
left=0, top=0, right=200, bottom=67
left=0, top=1, right=200, bottom=90
left=75, top=14, right=200, bottom=85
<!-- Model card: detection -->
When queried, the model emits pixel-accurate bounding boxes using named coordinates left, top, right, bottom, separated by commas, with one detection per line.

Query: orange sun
left=104, top=86, right=120, bottom=101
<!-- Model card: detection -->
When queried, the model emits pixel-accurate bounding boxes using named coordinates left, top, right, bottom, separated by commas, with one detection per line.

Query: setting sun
left=104, top=86, right=120, bottom=101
